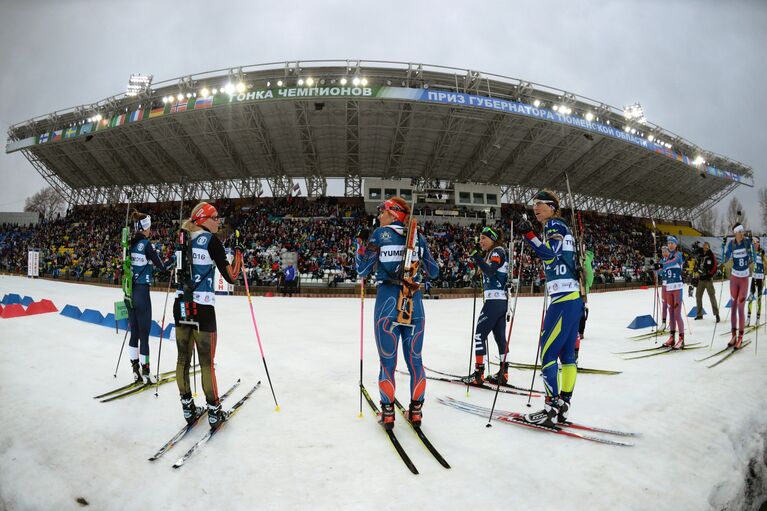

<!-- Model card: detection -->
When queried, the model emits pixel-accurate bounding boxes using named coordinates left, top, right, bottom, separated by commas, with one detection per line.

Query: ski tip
left=358, top=412, right=364, bottom=419
left=274, top=406, right=281, bottom=412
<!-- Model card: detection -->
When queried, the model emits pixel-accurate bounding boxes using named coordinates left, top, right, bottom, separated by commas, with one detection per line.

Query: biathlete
left=355, top=197, right=439, bottom=430
left=724, top=224, right=752, bottom=348
left=516, top=190, right=583, bottom=427
left=658, top=245, right=669, bottom=331
left=747, top=238, right=765, bottom=327
left=468, top=226, right=510, bottom=385
left=660, top=237, right=685, bottom=349
left=127, top=210, right=174, bottom=383
left=173, top=202, right=243, bottom=429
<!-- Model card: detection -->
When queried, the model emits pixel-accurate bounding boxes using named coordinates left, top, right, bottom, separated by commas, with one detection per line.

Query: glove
left=468, top=239, right=482, bottom=258
left=516, top=217, right=534, bottom=237
left=356, top=228, right=370, bottom=243
left=164, top=254, right=176, bottom=270
left=233, top=230, right=245, bottom=253
left=653, top=262, right=662, bottom=270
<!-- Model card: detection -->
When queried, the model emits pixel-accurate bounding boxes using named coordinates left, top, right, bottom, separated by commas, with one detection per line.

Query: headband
left=134, top=215, right=151, bottom=231
left=733, top=225, right=745, bottom=234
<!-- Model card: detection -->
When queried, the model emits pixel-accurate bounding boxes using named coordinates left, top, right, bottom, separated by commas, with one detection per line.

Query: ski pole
left=113, top=324, right=130, bottom=378
left=465, top=270, right=479, bottom=396
left=681, top=294, right=693, bottom=337
left=358, top=277, right=365, bottom=418
left=710, top=240, right=728, bottom=349
left=756, top=292, right=760, bottom=356
left=527, top=285, right=549, bottom=407
left=154, top=268, right=176, bottom=396
left=488, top=229, right=524, bottom=427
left=192, top=344, right=197, bottom=398
left=240, top=246, right=280, bottom=411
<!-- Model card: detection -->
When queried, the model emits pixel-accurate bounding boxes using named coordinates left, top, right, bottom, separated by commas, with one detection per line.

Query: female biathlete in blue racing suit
left=468, top=226, right=510, bottom=385
left=516, top=190, right=584, bottom=427
left=355, top=197, right=439, bottom=430
left=127, top=210, right=174, bottom=383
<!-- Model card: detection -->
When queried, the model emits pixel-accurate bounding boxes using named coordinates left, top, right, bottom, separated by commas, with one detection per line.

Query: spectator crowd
left=1, top=197, right=660, bottom=290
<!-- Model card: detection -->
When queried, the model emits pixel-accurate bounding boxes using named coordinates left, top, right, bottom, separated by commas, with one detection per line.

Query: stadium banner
left=214, top=250, right=234, bottom=295
left=6, top=136, right=36, bottom=152
left=15, top=84, right=744, bottom=184
left=27, top=249, right=40, bottom=278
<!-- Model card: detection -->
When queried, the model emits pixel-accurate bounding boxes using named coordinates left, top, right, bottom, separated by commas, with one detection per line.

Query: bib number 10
left=553, top=264, right=568, bottom=276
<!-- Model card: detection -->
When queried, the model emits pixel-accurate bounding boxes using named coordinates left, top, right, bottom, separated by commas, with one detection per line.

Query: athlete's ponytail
left=131, top=210, right=151, bottom=231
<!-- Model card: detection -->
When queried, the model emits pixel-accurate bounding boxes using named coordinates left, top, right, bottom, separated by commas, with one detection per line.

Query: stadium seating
left=1, top=197, right=663, bottom=290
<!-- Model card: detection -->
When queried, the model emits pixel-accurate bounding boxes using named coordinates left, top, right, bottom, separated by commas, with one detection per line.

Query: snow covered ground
left=1, top=275, right=765, bottom=510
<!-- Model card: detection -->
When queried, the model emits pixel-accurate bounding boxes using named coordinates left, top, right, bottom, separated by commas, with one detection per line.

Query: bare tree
left=24, top=187, right=65, bottom=220
left=695, top=208, right=718, bottom=235
left=759, top=187, right=767, bottom=232
left=725, top=197, right=747, bottom=230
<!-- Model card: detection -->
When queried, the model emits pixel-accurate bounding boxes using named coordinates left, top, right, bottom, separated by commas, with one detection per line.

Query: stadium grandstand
left=2, top=60, right=753, bottom=293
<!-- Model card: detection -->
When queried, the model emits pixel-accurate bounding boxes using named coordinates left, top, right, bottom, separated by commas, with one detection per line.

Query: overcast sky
left=1, top=0, right=764, bottom=229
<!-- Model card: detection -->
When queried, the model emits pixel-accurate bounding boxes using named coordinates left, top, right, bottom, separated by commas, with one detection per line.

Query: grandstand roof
left=5, top=60, right=753, bottom=220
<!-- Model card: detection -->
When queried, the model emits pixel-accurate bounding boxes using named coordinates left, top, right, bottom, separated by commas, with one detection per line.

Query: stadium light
left=306, top=77, right=314, bottom=86
left=236, top=82, right=246, bottom=93
left=647, top=134, right=655, bottom=142
left=630, top=128, right=636, bottom=134
left=162, top=97, right=168, bottom=104
left=352, top=77, right=361, bottom=86
left=533, top=99, right=541, bottom=108
left=693, top=155, right=706, bottom=165
left=224, top=83, right=235, bottom=95
left=186, top=93, right=192, bottom=98
left=200, top=88, right=210, bottom=98
left=552, top=105, right=559, bottom=112
left=624, top=126, right=631, bottom=133
left=266, top=81, right=271, bottom=87
left=211, top=88, right=218, bottom=94
left=297, top=79, right=305, bottom=86
left=176, top=94, right=184, bottom=101
left=361, top=78, right=368, bottom=86
left=585, top=112, right=594, bottom=121
left=277, top=80, right=283, bottom=87
left=622, top=103, right=647, bottom=124
left=340, top=78, right=348, bottom=85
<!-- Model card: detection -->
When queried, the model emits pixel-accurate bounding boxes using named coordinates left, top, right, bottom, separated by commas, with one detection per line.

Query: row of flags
left=36, top=96, right=216, bottom=145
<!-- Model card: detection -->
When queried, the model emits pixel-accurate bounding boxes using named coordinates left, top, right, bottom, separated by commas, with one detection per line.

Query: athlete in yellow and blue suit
left=517, top=190, right=583, bottom=427
left=355, top=197, right=439, bottom=430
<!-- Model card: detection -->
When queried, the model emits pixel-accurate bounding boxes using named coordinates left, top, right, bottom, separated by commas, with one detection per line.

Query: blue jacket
left=355, top=222, right=439, bottom=284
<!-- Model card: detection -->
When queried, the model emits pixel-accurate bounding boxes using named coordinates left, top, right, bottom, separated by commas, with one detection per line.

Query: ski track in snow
left=0, top=276, right=765, bottom=510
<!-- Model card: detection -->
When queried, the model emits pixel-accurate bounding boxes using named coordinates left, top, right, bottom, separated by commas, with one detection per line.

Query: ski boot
left=180, top=394, right=201, bottom=425
left=486, top=362, right=509, bottom=385
left=747, top=314, right=752, bottom=327
left=734, top=332, right=744, bottom=350
left=521, top=398, right=560, bottom=428
left=131, top=359, right=142, bottom=382
left=663, top=332, right=676, bottom=348
left=557, top=398, right=570, bottom=424
left=468, top=363, right=485, bottom=385
left=380, top=402, right=395, bottom=430
left=715, top=313, right=721, bottom=323
left=673, top=333, right=685, bottom=350
left=660, top=320, right=667, bottom=332
left=207, top=402, right=228, bottom=430
left=727, top=330, right=737, bottom=347
left=141, top=363, right=157, bottom=384
left=407, top=400, right=423, bottom=427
